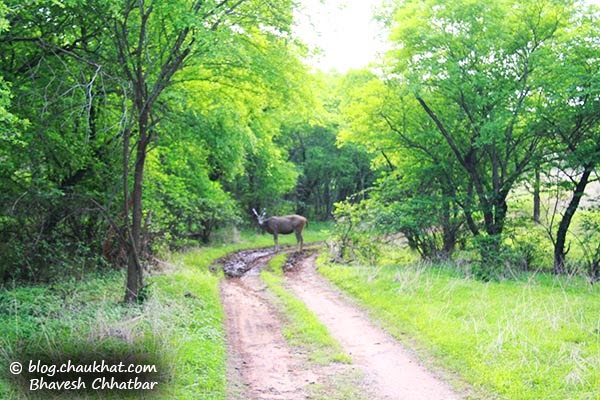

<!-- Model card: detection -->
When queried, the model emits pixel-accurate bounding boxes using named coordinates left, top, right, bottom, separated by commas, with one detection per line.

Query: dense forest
left=1, top=0, right=599, bottom=301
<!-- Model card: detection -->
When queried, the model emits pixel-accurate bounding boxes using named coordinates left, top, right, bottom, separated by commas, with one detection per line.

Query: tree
left=89, top=0, right=301, bottom=302
left=283, top=124, right=374, bottom=220
left=539, top=6, right=600, bottom=273
left=338, top=70, right=466, bottom=259
left=0, top=0, right=307, bottom=295
left=0, top=0, right=120, bottom=280
left=382, top=0, right=571, bottom=266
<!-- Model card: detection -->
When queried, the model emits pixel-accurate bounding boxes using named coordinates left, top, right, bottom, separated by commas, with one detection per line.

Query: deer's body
left=253, top=209, right=307, bottom=251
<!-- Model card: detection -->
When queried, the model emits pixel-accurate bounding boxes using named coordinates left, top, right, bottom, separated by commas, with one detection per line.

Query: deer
left=252, top=208, right=308, bottom=252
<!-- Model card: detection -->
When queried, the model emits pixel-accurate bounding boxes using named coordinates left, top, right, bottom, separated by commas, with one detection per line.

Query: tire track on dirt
left=220, top=249, right=319, bottom=400
left=284, top=252, right=465, bottom=400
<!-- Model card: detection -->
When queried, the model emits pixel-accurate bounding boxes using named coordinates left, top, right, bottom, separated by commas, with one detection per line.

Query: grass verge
left=0, top=262, right=226, bottom=399
left=0, top=270, right=165, bottom=399
left=148, top=255, right=226, bottom=399
left=318, top=255, right=600, bottom=400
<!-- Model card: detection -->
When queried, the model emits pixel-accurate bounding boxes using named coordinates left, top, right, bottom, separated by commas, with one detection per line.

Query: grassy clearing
left=260, top=253, right=350, bottom=365
left=318, top=254, right=600, bottom=400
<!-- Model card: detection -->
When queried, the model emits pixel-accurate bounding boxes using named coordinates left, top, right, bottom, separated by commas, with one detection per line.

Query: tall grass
left=319, top=256, right=600, bottom=400
left=149, top=254, right=226, bottom=399
left=0, top=270, right=162, bottom=399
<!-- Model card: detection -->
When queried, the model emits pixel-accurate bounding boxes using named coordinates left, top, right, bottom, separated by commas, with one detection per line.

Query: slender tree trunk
left=553, top=165, right=593, bottom=274
left=441, top=218, right=457, bottom=258
left=440, top=187, right=458, bottom=258
left=463, top=180, right=480, bottom=236
left=124, top=115, right=150, bottom=302
left=533, top=167, right=541, bottom=224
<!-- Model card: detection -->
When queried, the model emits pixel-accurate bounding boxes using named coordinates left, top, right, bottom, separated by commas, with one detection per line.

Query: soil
left=220, top=247, right=466, bottom=400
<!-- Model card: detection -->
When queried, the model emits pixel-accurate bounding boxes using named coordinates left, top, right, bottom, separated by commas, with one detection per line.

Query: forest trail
left=219, top=247, right=465, bottom=400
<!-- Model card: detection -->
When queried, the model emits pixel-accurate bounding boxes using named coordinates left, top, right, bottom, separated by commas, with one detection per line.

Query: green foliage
left=145, top=138, right=239, bottom=247
left=330, top=200, right=381, bottom=265
left=467, top=234, right=508, bottom=281
left=320, top=256, right=600, bottom=400
left=232, top=139, right=299, bottom=215
left=385, top=0, right=569, bottom=240
left=276, top=72, right=377, bottom=221
left=284, top=123, right=374, bottom=220
left=336, top=0, right=600, bottom=278
left=0, top=0, right=316, bottom=284
left=573, top=208, right=600, bottom=280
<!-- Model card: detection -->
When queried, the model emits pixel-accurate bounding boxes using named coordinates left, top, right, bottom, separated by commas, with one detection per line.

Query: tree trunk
left=442, top=226, right=457, bottom=259
left=533, top=167, right=541, bottom=224
left=553, top=165, right=593, bottom=274
left=440, top=189, right=458, bottom=258
left=124, top=121, right=150, bottom=303
left=463, top=181, right=480, bottom=236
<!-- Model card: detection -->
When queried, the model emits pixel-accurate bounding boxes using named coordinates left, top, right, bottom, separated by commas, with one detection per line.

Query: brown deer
left=252, top=208, right=308, bottom=252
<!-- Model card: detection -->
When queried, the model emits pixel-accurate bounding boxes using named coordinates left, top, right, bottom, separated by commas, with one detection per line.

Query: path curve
left=219, top=248, right=466, bottom=400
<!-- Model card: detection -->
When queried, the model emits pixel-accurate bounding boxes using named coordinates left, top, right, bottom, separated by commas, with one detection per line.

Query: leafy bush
left=329, top=200, right=381, bottom=265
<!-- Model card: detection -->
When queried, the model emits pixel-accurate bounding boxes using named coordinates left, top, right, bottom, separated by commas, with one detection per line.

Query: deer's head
left=252, top=208, right=267, bottom=225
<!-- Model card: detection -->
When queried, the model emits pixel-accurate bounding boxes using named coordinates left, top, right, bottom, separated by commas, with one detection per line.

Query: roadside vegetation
left=1, top=1, right=599, bottom=399
left=0, top=253, right=223, bottom=399
left=0, top=226, right=330, bottom=399
left=319, top=247, right=600, bottom=400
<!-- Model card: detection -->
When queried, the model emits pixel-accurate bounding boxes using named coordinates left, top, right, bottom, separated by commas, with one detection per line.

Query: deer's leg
left=296, top=230, right=303, bottom=251
left=273, top=233, right=279, bottom=252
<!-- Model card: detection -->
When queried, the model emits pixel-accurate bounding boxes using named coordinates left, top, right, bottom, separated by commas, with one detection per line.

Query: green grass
left=0, top=263, right=226, bottom=399
left=318, top=255, right=600, bottom=400
left=0, top=246, right=225, bottom=399
left=0, top=223, right=332, bottom=399
left=149, top=255, right=225, bottom=399
left=0, top=270, right=163, bottom=399
left=260, top=254, right=350, bottom=365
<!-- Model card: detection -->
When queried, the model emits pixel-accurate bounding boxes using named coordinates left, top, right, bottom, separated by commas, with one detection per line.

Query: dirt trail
left=220, top=249, right=321, bottom=400
left=219, top=248, right=465, bottom=400
left=285, top=253, right=463, bottom=400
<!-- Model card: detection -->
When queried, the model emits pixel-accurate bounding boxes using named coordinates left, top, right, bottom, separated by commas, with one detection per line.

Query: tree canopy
left=1, top=0, right=599, bottom=290
left=338, top=0, right=600, bottom=276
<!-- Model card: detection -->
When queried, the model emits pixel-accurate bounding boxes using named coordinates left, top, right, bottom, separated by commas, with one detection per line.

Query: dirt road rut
left=219, top=248, right=465, bottom=400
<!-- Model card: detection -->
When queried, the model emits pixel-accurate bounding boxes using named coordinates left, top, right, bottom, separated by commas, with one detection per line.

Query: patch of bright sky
left=294, top=0, right=600, bottom=74
left=293, top=0, right=388, bottom=73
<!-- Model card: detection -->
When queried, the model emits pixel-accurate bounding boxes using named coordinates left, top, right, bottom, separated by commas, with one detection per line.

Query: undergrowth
left=0, top=270, right=166, bottom=399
